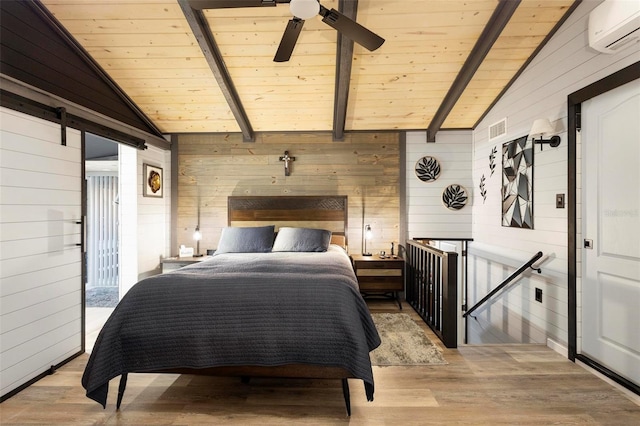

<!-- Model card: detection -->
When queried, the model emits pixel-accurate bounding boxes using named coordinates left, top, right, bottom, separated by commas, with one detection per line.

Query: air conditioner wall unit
left=588, top=0, right=640, bottom=54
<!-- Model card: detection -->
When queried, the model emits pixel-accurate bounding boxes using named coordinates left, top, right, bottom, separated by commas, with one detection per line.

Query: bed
left=82, top=195, right=381, bottom=416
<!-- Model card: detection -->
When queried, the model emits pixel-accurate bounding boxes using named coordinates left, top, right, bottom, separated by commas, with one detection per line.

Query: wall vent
left=488, top=118, right=507, bottom=141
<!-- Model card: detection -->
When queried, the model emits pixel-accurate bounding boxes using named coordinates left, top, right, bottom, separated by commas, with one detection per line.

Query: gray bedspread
left=82, top=245, right=381, bottom=407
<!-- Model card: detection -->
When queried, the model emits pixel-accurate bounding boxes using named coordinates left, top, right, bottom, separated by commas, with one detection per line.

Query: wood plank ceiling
left=39, top=0, right=576, bottom=139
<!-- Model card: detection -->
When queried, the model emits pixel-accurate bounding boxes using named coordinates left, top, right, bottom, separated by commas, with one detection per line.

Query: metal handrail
left=463, top=251, right=543, bottom=318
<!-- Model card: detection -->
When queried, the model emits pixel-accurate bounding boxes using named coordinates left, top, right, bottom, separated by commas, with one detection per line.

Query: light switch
left=556, top=194, right=565, bottom=208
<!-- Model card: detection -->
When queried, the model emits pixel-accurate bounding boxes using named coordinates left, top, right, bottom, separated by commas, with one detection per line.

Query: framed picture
left=502, top=135, right=533, bottom=228
left=143, top=163, right=163, bottom=198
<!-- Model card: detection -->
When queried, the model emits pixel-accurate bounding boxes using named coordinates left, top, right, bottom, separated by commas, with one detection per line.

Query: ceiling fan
left=188, top=0, right=385, bottom=62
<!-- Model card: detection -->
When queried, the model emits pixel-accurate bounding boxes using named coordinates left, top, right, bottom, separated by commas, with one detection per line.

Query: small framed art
left=415, top=156, right=441, bottom=182
left=143, top=163, right=163, bottom=198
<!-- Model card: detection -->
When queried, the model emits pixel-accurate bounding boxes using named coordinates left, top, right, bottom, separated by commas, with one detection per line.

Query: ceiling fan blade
left=274, top=18, right=304, bottom=62
left=188, top=0, right=281, bottom=10
left=320, top=7, right=384, bottom=51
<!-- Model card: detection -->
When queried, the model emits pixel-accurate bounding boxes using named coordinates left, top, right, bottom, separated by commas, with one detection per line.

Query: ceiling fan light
left=290, top=0, right=319, bottom=20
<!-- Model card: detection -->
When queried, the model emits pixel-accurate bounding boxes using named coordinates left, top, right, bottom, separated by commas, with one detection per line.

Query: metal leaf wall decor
left=442, top=184, right=468, bottom=210
left=489, top=146, right=497, bottom=176
left=480, top=174, right=487, bottom=203
left=415, top=156, right=441, bottom=182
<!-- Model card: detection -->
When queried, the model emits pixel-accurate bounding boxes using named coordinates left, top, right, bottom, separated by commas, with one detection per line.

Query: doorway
left=568, top=65, right=640, bottom=395
left=581, top=79, right=640, bottom=388
left=84, top=133, right=120, bottom=351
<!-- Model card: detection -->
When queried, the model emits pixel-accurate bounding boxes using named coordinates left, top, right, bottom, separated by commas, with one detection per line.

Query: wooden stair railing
left=405, top=239, right=459, bottom=348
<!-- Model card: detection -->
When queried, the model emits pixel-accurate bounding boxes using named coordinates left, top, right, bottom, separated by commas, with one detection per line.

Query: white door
left=581, top=79, right=640, bottom=386
left=0, top=107, right=83, bottom=397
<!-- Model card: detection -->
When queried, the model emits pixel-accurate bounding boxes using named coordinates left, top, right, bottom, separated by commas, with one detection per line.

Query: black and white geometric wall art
left=442, top=184, right=468, bottom=210
left=415, top=156, right=441, bottom=182
left=502, top=135, right=533, bottom=228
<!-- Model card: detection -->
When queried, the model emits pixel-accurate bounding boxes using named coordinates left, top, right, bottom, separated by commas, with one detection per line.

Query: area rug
left=370, top=313, right=447, bottom=366
left=85, top=287, right=119, bottom=308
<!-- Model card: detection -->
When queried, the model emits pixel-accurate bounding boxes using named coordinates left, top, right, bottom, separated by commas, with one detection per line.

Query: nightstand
left=161, top=256, right=212, bottom=273
left=351, top=254, right=405, bottom=309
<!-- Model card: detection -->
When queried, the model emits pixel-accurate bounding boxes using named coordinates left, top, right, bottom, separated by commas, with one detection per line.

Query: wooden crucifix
left=279, top=150, right=296, bottom=176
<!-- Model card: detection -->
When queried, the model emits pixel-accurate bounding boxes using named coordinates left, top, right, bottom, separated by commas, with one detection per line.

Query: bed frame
left=227, top=195, right=349, bottom=249
left=117, top=195, right=357, bottom=415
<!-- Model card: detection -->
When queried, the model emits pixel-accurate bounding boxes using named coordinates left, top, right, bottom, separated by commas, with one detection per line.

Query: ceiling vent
left=488, top=118, right=507, bottom=141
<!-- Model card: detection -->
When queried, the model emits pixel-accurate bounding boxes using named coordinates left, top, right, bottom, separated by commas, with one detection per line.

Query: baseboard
left=546, top=337, right=568, bottom=358
left=575, top=360, right=640, bottom=406
left=546, top=337, right=640, bottom=405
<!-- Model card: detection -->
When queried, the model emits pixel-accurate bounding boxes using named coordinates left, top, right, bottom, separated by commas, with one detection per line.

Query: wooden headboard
left=227, top=196, right=348, bottom=248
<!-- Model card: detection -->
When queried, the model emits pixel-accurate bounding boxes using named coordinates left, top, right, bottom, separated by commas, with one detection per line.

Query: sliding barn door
left=0, top=107, right=83, bottom=398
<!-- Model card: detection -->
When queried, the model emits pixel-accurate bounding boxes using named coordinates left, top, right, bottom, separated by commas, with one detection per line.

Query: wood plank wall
left=0, top=107, right=82, bottom=398
left=175, top=132, right=400, bottom=256
left=405, top=130, right=473, bottom=240
left=136, top=145, right=172, bottom=281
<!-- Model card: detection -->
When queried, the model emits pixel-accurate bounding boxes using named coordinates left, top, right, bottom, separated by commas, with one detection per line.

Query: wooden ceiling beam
left=332, top=0, right=356, bottom=141
left=178, top=0, right=255, bottom=142
left=471, top=0, right=582, bottom=129
left=426, top=0, right=521, bottom=142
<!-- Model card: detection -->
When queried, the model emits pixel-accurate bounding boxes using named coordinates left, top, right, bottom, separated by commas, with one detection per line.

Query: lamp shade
left=529, top=118, right=554, bottom=137
left=362, top=224, right=372, bottom=256
left=193, top=226, right=202, bottom=241
left=290, top=0, right=320, bottom=19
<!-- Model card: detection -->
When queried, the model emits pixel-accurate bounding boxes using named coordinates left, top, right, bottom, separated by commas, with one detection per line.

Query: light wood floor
left=85, top=307, right=114, bottom=353
left=2, top=301, right=639, bottom=425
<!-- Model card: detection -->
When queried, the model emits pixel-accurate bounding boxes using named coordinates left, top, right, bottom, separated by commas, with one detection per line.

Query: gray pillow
left=216, top=225, right=275, bottom=253
left=272, top=227, right=332, bottom=252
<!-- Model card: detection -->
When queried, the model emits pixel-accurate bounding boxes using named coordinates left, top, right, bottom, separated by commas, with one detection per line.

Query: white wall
left=119, top=144, right=171, bottom=296
left=468, top=0, right=640, bottom=346
left=404, top=129, right=473, bottom=345
left=137, top=146, right=171, bottom=280
left=118, top=144, right=138, bottom=296
left=405, top=130, right=473, bottom=240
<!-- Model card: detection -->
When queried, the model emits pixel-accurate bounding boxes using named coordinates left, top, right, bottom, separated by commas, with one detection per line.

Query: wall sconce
left=530, top=118, right=561, bottom=151
left=363, top=224, right=372, bottom=256
left=193, top=225, right=203, bottom=257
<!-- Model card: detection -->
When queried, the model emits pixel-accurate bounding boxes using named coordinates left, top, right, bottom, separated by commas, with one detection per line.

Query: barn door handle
left=75, top=217, right=87, bottom=251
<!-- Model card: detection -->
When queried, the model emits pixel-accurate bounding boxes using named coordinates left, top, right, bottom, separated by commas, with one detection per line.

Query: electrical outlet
left=556, top=193, right=565, bottom=208
left=535, top=288, right=543, bottom=303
